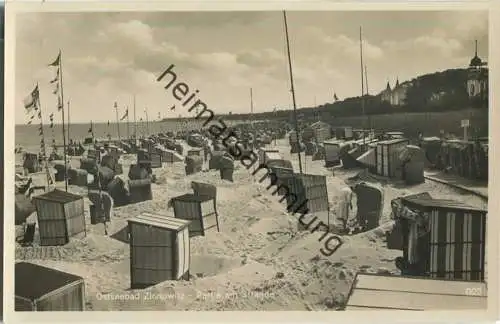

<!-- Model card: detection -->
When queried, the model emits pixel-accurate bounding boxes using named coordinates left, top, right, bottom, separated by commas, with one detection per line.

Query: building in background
left=466, top=40, right=488, bottom=100
left=379, top=78, right=412, bottom=106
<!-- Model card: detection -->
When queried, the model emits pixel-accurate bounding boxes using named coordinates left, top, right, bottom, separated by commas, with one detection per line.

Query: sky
left=15, top=10, right=488, bottom=124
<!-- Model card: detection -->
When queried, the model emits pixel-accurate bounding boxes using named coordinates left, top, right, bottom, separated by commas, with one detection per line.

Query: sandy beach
left=14, top=138, right=487, bottom=311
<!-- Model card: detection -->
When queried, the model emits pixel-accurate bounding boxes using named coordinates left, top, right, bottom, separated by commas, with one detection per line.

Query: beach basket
left=106, top=176, right=130, bottom=207
left=128, top=164, right=149, bottom=180
left=290, top=142, right=305, bottom=154
left=128, top=179, right=153, bottom=203
left=79, top=158, right=98, bottom=174
left=185, top=156, right=203, bottom=176
left=15, top=193, right=36, bottom=225
left=352, top=182, right=384, bottom=231
left=52, top=162, right=69, bottom=182
left=397, top=194, right=487, bottom=281
left=312, top=144, right=326, bottom=161
left=92, top=166, right=115, bottom=191
left=208, top=151, right=226, bottom=170
left=171, top=193, right=219, bottom=237
left=220, top=168, right=234, bottom=182
left=305, top=142, right=317, bottom=156
left=68, top=168, right=88, bottom=187
left=87, top=190, right=113, bottom=224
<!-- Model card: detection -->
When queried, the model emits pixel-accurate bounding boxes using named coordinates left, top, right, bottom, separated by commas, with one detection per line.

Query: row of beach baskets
left=17, top=182, right=222, bottom=310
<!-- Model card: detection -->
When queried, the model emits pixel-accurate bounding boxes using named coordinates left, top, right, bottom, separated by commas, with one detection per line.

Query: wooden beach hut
left=128, top=213, right=191, bottom=288
left=375, top=138, right=410, bottom=178
left=171, top=193, right=220, bottom=237
left=344, top=273, right=487, bottom=310
left=393, top=193, right=487, bottom=281
left=15, top=262, right=85, bottom=311
left=32, top=189, right=86, bottom=246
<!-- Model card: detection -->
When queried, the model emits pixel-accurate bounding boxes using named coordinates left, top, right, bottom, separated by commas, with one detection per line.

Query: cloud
left=383, top=32, right=464, bottom=58
left=303, top=26, right=384, bottom=61
left=14, top=11, right=489, bottom=123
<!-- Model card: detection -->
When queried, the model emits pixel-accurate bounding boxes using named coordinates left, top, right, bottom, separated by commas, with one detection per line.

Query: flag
left=88, top=126, right=93, bottom=133
left=170, top=104, right=176, bottom=111
left=48, top=52, right=61, bottom=67
left=52, top=83, right=59, bottom=95
left=120, top=109, right=128, bottom=121
left=50, top=69, right=59, bottom=83
left=58, top=97, right=63, bottom=111
left=334, top=93, right=339, bottom=101
left=23, top=85, right=39, bottom=113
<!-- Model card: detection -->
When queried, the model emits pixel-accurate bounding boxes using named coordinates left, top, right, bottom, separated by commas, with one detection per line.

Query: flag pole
left=359, top=26, right=366, bottom=148
left=114, top=102, right=121, bottom=142
left=35, top=83, right=52, bottom=188
left=67, top=99, right=70, bottom=147
left=145, top=107, right=149, bottom=137
left=126, top=106, right=130, bottom=142
left=58, top=49, right=68, bottom=192
left=283, top=11, right=303, bottom=175
left=133, top=95, right=137, bottom=141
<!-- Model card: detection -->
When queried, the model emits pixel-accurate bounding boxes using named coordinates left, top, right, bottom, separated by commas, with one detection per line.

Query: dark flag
left=120, top=109, right=128, bottom=121
left=334, top=93, right=339, bottom=101
left=48, top=52, right=61, bottom=67
left=50, top=69, right=59, bottom=83
left=23, top=85, right=39, bottom=113
left=170, top=105, right=176, bottom=111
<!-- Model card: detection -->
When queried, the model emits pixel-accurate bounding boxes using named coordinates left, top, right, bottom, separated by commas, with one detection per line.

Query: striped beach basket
left=400, top=195, right=487, bottom=281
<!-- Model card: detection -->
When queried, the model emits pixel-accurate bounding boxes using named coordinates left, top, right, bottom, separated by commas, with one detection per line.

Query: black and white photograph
left=5, top=4, right=493, bottom=317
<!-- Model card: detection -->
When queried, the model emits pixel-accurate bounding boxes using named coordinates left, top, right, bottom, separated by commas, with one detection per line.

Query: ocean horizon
left=14, top=119, right=244, bottom=153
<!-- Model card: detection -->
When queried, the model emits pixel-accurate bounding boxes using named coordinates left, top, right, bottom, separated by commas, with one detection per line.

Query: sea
left=15, top=119, right=244, bottom=154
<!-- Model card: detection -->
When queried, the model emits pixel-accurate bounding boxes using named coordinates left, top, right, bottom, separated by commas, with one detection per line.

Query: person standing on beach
left=337, top=186, right=353, bottom=233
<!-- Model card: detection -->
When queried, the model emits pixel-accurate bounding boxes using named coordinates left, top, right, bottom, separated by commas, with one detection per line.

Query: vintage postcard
left=3, top=1, right=498, bottom=323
